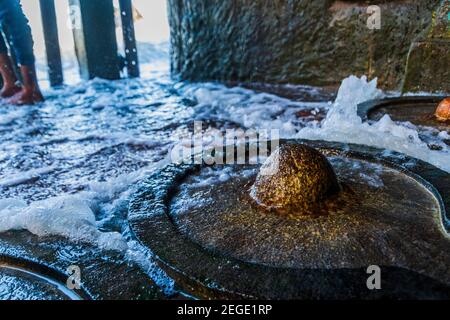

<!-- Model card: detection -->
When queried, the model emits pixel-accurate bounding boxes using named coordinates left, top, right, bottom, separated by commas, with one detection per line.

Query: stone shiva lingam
left=435, top=98, right=450, bottom=122
left=128, top=140, right=450, bottom=299
left=250, top=143, right=340, bottom=214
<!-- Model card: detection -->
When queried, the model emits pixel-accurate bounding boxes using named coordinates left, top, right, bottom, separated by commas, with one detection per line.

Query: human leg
left=0, top=0, right=43, bottom=104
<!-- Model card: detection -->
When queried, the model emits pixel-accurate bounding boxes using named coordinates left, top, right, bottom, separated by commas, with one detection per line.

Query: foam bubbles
left=297, top=76, right=450, bottom=172
left=0, top=166, right=57, bottom=188
left=0, top=194, right=128, bottom=252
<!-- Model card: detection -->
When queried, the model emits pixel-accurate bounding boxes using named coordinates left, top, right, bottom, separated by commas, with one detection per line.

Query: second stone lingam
left=128, top=140, right=450, bottom=299
left=435, top=98, right=450, bottom=122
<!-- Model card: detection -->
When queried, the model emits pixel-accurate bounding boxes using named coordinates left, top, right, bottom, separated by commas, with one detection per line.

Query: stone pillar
left=402, top=1, right=450, bottom=93
left=168, top=0, right=443, bottom=91
left=69, top=0, right=120, bottom=80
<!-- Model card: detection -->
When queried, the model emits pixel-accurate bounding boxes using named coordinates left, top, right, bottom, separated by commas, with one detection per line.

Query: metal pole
left=118, top=0, right=139, bottom=78
left=39, top=0, right=64, bottom=86
left=69, top=0, right=120, bottom=80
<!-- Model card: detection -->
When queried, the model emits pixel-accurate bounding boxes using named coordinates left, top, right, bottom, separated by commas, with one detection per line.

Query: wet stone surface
left=129, top=140, right=450, bottom=299
left=435, top=98, right=450, bottom=122
left=0, top=265, right=72, bottom=300
left=169, top=0, right=442, bottom=90
left=0, top=231, right=167, bottom=300
left=171, top=154, right=442, bottom=268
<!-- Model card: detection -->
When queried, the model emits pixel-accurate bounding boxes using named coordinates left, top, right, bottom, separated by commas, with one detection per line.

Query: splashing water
left=0, top=43, right=449, bottom=295
left=297, top=76, right=450, bottom=172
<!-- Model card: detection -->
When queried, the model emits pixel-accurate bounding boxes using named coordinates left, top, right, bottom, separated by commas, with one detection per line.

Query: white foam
left=181, top=75, right=450, bottom=172
left=190, top=166, right=256, bottom=188
left=438, top=131, right=450, bottom=140
left=0, top=166, right=57, bottom=188
left=0, top=156, right=170, bottom=253
left=0, top=157, right=179, bottom=297
left=403, top=91, right=449, bottom=97
left=0, top=109, right=28, bottom=126
left=0, top=195, right=128, bottom=252
left=296, top=76, right=450, bottom=172
left=182, top=83, right=329, bottom=137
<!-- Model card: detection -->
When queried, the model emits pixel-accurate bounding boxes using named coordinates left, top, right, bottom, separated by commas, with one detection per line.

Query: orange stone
left=435, top=98, right=450, bottom=122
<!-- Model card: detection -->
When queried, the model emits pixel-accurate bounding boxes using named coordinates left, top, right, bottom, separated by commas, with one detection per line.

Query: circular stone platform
left=0, top=258, right=85, bottom=300
left=128, top=140, right=450, bottom=299
left=0, top=231, right=167, bottom=300
left=357, top=96, right=449, bottom=132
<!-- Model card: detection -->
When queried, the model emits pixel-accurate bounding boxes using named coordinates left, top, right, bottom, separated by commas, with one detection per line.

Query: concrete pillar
left=39, top=0, right=63, bottom=87
left=168, top=0, right=443, bottom=90
left=69, top=0, right=120, bottom=80
left=402, top=1, right=450, bottom=93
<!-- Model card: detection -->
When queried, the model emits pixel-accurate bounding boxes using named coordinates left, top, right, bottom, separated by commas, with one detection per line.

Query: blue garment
left=0, top=0, right=35, bottom=66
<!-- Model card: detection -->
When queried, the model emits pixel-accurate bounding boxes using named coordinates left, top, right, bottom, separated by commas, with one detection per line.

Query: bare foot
left=6, top=88, right=34, bottom=105
left=0, top=84, right=21, bottom=98
left=33, top=90, right=45, bottom=103
left=6, top=87, right=45, bottom=105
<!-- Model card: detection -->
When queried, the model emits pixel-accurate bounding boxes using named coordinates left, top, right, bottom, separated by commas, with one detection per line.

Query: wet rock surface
left=171, top=152, right=444, bottom=269
left=0, top=265, right=76, bottom=300
left=0, top=231, right=166, bottom=300
left=402, top=1, right=450, bottom=93
left=168, top=0, right=441, bottom=90
left=129, top=140, right=450, bottom=299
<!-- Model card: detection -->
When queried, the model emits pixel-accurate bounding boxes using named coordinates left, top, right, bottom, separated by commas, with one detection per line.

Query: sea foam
left=296, top=76, right=450, bottom=172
